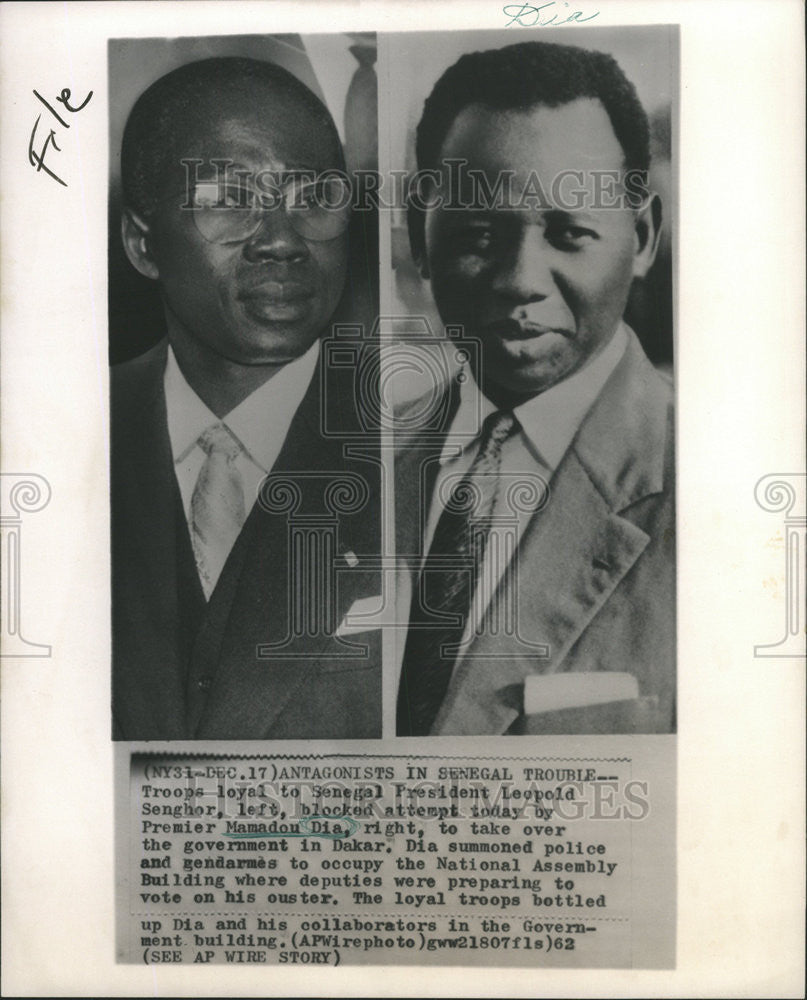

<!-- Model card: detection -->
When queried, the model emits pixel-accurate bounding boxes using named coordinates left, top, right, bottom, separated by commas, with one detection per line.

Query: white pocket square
left=524, top=672, right=639, bottom=715
left=335, top=595, right=387, bottom=636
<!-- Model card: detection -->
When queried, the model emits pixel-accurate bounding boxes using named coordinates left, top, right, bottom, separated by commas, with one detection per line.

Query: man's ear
left=406, top=202, right=430, bottom=280
left=121, top=208, right=159, bottom=280
left=631, top=192, right=662, bottom=279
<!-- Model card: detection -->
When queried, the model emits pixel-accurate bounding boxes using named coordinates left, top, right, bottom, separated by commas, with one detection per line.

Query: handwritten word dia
left=503, top=2, right=599, bottom=26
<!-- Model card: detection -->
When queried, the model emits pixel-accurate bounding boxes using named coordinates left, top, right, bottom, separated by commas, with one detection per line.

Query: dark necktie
left=397, top=409, right=517, bottom=735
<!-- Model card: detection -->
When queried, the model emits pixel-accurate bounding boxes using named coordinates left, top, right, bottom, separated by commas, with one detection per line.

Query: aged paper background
left=1, top=0, right=804, bottom=995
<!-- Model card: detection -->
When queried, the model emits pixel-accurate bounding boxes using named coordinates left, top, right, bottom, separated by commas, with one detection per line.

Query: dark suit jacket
left=111, top=339, right=381, bottom=740
left=395, top=330, right=676, bottom=735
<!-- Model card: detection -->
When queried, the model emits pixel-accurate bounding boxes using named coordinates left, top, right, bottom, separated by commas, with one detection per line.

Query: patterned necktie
left=397, top=409, right=517, bottom=735
left=190, top=423, right=246, bottom=600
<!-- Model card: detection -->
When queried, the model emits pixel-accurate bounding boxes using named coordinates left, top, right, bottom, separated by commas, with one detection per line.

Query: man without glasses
left=112, top=57, right=380, bottom=740
left=396, top=40, right=675, bottom=736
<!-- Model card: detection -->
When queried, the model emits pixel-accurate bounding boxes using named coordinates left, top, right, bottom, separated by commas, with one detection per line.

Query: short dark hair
left=121, top=56, right=342, bottom=218
left=415, top=40, right=650, bottom=177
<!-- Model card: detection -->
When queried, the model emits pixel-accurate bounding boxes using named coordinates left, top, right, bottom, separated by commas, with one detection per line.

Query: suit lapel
left=433, top=451, right=652, bottom=734
left=394, top=436, right=445, bottom=564
left=194, top=361, right=381, bottom=738
left=112, top=341, right=199, bottom=737
left=394, top=382, right=461, bottom=635
left=431, top=334, right=671, bottom=735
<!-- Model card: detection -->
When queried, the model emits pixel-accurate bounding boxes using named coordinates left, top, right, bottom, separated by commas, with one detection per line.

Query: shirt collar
left=164, top=339, right=320, bottom=472
left=441, top=322, right=629, bottom=472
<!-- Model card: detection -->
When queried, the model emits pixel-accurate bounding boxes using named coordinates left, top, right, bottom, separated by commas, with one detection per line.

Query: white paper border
left=1, top=0, right=804, bottom=995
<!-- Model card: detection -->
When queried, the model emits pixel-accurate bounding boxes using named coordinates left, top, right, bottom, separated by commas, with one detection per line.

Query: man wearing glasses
left=112, top=57, right=380, bottom=740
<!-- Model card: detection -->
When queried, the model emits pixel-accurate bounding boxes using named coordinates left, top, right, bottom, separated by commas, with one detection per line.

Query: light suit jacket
left=394, top=331, right=675, bottom=735
left=111, top=339, right=381, bottom=740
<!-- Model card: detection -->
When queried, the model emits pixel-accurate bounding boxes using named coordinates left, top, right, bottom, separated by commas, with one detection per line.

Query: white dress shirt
left=423, top=323, right=628, bottom=640
left=164, top=341, right=319, bottom=581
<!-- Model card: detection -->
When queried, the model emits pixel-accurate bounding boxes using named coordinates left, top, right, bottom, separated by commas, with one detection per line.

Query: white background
left=1, top=0, right=805, bottom=996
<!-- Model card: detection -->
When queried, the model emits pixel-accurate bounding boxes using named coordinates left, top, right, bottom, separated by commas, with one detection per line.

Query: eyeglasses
left=184, top=175, right=352, bottom=245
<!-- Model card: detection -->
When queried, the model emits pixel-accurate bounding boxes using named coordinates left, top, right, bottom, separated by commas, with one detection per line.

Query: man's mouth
left=483, top=318, right=572, bottom=340
left=238, top=280, right=314, bottom=323
left=238, top=281, right=314, bottom=304
left=237, top=282, right=315, bottom=321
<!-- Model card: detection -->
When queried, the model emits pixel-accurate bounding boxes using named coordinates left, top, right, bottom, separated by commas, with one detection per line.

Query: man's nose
left=491, top=227, right=554, bottom=302
left=241, top=206, right=309, bottom=264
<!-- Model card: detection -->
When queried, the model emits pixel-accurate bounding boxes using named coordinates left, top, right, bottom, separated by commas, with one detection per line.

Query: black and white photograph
left=388, top=28, right=676, bottom=736
left=108, top=35, right=383, bottom=740
left=0, top=0, right=803, bottom=995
